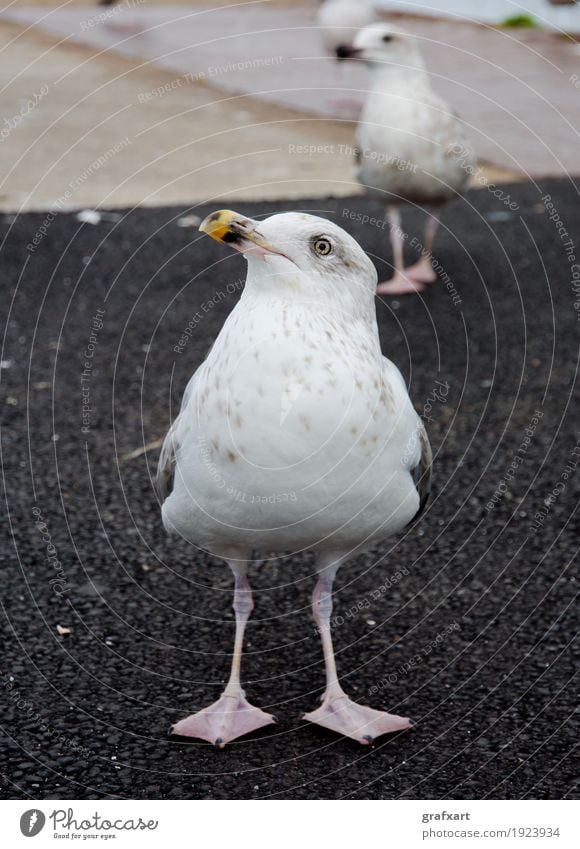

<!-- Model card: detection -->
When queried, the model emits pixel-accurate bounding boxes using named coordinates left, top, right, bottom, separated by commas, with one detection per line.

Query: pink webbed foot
left=404, top=256, right=437, bottom=284
left=304, top=692, right=412, bottom=744
left=376, top=272, right=427, bottom=296
left=172, top=689, right=276, bottom=748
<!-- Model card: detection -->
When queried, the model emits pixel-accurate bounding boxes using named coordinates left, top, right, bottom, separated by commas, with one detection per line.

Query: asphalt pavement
left=1, top=178, right=578, bottom=800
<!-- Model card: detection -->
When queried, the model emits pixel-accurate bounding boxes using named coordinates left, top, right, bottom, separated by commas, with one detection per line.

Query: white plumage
left=158, top=210, right=431, bottom=746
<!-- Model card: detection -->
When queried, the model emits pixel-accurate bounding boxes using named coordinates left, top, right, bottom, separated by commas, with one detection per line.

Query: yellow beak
left=199, top=209, right=282, bottom=256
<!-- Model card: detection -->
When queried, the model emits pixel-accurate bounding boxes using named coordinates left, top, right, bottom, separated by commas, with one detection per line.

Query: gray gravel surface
left=1, top=179, right=578, bottom=799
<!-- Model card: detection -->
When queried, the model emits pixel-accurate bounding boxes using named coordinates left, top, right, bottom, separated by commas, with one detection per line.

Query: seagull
left=337, top=22, right=475, bottom=295
left=157, top=209, right=432, bottom=747
left=316, top=0, right=378, bottom=57
left=316, top=0, right=379, bottom=117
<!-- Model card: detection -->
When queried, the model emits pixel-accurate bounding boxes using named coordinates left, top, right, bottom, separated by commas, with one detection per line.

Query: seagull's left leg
left=172, top=561, right=275, bottom=747
left=304, top=553, right=412, bottom=744
left=404, top=211, right=440, bottom=284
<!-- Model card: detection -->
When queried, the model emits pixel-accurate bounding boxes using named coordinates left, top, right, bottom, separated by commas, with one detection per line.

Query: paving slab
left=3, top=2, right=580, bottom=183
left=0, top=17, right=361, bottom=211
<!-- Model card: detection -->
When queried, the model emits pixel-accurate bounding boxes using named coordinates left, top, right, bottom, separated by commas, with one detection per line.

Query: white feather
left=352, top=23, right=475, bottom=204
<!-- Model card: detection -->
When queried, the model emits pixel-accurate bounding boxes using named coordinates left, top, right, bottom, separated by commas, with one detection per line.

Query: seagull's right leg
left=404, top=211, right=439, bottom=284
left=172, top=561, right=275, bottom=748
left=377, top=205, right=427, bottom=295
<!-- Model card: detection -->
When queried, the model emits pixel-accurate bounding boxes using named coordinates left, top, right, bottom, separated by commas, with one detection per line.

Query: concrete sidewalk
left=378, top=0, right=580, bottom=32
left=0, top=16, right=359, bottom=212
left=1, top=2, right=579, bottom=212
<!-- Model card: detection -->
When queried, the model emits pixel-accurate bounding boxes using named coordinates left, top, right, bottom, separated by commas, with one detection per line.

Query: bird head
left=336, top=22, right=423, bottom=70
left=200, top=210, right=377, bottom=305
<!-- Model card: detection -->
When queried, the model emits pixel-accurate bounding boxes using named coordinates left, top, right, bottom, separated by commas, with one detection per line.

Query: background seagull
left=337, top=22, right=475, bottom=295
left=316, top=0, right=379, bottom=117
left=316, top=0, right=378, bottom=57
left=157, top=209, right=432, bottom=746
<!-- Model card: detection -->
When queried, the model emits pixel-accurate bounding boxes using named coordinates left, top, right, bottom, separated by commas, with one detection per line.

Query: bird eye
left=382, top=34, right=393, bottom=43
left=313, top=237, right=332, bottom=256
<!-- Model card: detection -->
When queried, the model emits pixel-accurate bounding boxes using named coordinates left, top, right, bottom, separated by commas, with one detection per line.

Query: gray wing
left=155, top=419, right=179, bottom=503
left=154, top=373, right=197, bottom=503
left=382, top=359, right=432, bottom=525
left=410, top=421, right=432, bottom=523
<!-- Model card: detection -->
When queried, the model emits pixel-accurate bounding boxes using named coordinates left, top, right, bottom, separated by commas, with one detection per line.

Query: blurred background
left=2, top=0, right=579, bottom=802
left=1, top=0, right=580, bottom=210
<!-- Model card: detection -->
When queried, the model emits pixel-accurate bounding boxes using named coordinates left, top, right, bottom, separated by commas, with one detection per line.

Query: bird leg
left=404, top=212, right=439, bottom=284
left=377, top=206, right=427, bottom=295
left=172, top=562, right=275, bottom=747
left=304, top=554, right=412, bottom=744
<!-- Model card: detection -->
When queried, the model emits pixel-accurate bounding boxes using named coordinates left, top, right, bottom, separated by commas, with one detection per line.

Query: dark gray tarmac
left=1, top=179, right=578, bottom=800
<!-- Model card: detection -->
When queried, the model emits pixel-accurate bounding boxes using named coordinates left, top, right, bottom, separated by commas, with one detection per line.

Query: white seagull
left=337, top=22, right=475, bottom=295
left=316, top=0, right=378, bottom=57
left=157, top=209, right=431, bottom=747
